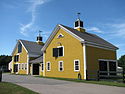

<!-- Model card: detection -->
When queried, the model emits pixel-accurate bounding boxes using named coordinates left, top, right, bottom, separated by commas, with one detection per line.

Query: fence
left=86, top=70, right=125, bottom=83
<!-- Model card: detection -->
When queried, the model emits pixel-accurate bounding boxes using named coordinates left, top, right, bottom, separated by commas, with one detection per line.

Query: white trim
left=59, top=25, right=84, bottom=41
left=19, top=40, right=28, bottom=53
left=14, top=63, right=19, bottom=74
left=46, top=62, right=51, bottom=71
left=57, top=46, right=64, bottom=57
left=43, top=52, right=45, bottom=76
left=98, top=59, right=117, bottom=62
left=107, top=61, right=109, bottom=75
left=99, top=59, right=117, bottom=75
left=41, top=62, right=44, bottom=72
left=58, top=61, right=64, bottom=71
left=83, top=44, right=87, bottom=79
left=31, top=64, right=33, bottom=75
left=27, top=55, right=29, bottom=74
left=81, top=41, right=118, bottom=51
left=74, top=59, right=80, bottom=72
left=41, top=25, right=60, bottom=51
left=12, top=40, right=28, bottom=55
left=57, top=33, right=64, bottom=39
left=41, top=24, right=84, bottom=52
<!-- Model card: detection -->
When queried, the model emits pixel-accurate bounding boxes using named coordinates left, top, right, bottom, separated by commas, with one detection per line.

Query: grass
left=0, top=82, right=39, bottom=94
left=36, top=76, right=125, bottom=87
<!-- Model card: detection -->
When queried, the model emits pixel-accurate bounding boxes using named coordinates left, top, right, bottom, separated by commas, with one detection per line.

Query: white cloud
left=20, top=0, right=49, bottom=36
left=110, top=23, right=125, bottom=37
left=86, top=27, right=103, bottom=33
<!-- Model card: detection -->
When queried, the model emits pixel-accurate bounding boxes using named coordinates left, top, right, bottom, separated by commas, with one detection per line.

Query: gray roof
left=20, top=40, right=43, bottom=55
left=30, top=56, right=43, bottom=63
left=61, top=24, right=118, bottom=49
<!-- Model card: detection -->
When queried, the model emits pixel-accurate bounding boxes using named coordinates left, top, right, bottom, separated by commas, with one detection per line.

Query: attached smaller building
left=11, top=34, right=44, bottom=75
left=41, top=18, right=118, bottom=80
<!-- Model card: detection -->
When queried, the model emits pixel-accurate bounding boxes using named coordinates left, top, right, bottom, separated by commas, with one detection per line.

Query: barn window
left=14, top=55, right=19, bottom=62
left=57, top=34, right=64, bottom=39
left=99, top=60, right=117, bottom=75
left=59, top=61, right=64, bottom=71
left=47, top=62, right=51, bottom=71
left=53, top=46, right=64, bottom=57
left=74, top=60, right=80, bottom=71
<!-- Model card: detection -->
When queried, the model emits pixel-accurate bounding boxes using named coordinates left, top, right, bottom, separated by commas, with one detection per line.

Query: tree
left=0, top=55, right=12, bottom=66
left=118, top=55, right=125, bottom=69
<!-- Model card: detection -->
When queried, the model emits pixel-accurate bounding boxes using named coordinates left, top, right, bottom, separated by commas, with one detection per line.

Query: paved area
left=2, top=73, right=125, bottom=94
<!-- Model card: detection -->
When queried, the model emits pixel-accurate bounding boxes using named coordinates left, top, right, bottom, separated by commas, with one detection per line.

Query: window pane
left=74, top=61, right=79, bottom=71
left=99, top=61, right=108, bottom=75
left=109, top=61, right=116, bottom=75
left=75, top=66, right=79, bottom=70
left=47, top=63, right=50, bottom=70
left=59, top=62, right=63, bottom=71
left=53, top=48, right=58, bottom=57
left=75, top=21, right=78, bottom=27
left=80, top=21, right=83, bottom=27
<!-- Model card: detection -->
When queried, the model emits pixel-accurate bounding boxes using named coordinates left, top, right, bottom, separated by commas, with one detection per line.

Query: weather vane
left=77, top=12, right=81, bottom=19
left=39, top=30, right=42, bottom=36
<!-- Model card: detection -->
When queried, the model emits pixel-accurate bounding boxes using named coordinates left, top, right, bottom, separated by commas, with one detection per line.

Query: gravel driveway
left=2, top=73, right=125, bottom=94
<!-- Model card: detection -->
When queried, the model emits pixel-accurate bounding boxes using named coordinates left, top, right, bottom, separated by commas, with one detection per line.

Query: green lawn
left=0, top=82, right=39, bottom=94
left=36, top=76, right=125, bottom=87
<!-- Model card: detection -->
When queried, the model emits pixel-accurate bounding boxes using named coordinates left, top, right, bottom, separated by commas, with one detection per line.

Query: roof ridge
left=19, top=39, right=36, bottom=43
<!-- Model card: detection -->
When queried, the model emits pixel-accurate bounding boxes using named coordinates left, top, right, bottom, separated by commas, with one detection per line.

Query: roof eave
left=81, top=41, right=118, bottom=51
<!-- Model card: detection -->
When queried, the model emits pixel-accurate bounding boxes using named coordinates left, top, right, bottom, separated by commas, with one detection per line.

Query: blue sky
left=0, top=0, right=125, bottom=59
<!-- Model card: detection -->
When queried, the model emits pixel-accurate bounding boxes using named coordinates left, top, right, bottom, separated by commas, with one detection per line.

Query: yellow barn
left=41, top=18, right=118, bottom=80
left=11, top=34, right=44, bottom=75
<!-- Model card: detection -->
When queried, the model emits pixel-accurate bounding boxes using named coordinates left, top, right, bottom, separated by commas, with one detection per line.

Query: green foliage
left=0, top=55, right=12, bottom=66
left=118, top=55, right=125, bottom=69
left=0, top=82, right=38, bottom=94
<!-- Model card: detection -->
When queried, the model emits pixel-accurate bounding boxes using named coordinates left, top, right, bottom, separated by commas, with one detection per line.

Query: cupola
left=74, top=13, right=85, bottom=32
left=36, top=30, right=44, bottom=45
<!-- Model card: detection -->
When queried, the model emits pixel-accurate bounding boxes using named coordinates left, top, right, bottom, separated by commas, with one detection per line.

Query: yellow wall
left=12, top=44, right=28, bottom=74
left=86, top=46, right=116, bottom=79
left=44, top=28, right=85, bottom=79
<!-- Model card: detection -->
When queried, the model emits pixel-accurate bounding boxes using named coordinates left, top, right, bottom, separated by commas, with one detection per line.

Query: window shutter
left=53, top=48, right=58, bottom=57
left=59, top=47, right=63, bottom=56
left=14, top=56, right=16, bottom=62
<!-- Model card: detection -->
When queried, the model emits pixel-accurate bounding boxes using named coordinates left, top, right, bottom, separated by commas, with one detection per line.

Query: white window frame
left=19, top=64, right=20, bottom=70
left=74, top=59, right=80, bottom=71
left=25, top=63, right=27, bottom=70
left=57, top=46, right=64, bottom=57
left=46, top=62, right=51, bottom=71
left=41, top=62, right=44, bottom=72
left=98, top=59, right=117, bottom=75
left=58, top=61, right=64, bottom=71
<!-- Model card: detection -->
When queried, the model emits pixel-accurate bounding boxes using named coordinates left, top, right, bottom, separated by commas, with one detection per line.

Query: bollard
left=0, top=70, right=2, bottom=82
